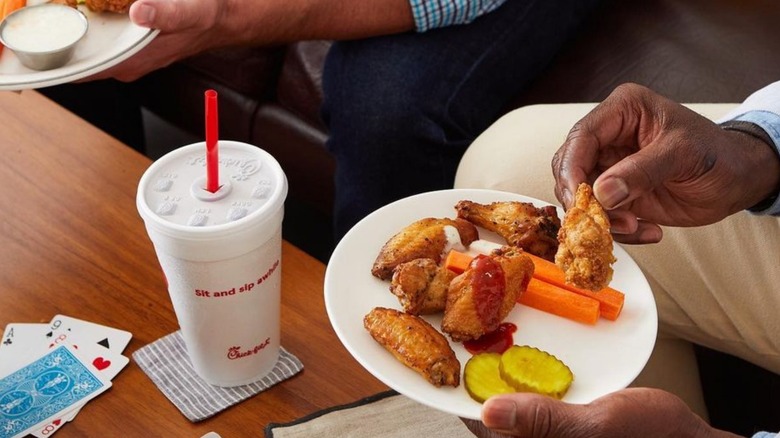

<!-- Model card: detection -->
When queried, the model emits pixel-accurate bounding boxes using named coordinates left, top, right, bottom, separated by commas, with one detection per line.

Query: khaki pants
left=454, top=103, right=780, bottom=420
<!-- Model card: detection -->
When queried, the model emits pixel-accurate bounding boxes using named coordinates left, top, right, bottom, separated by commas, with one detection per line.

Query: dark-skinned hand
left=463, top=388, right=742, bottom=438
left=552, top=83, right=780, bottom=244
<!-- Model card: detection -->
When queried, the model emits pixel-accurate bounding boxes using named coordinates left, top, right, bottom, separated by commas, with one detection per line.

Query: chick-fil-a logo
left=186, top=154, right=262, bottom=181
left=227, top=337, right=271, bottom=360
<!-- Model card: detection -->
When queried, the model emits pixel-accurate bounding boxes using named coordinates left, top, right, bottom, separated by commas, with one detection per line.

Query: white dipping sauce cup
left=0, top=4, right=88, bottom=71
left=137, top=141, right=288, bottom=387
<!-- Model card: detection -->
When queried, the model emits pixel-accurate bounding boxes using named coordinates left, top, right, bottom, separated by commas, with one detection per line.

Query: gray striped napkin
left=133, top=331, right=303, bottom=422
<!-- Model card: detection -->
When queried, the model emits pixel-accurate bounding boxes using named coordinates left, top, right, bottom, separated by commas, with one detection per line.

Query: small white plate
left=0, top=5, right=158, bottom=90
left=324, top=189, right=658, bottom=420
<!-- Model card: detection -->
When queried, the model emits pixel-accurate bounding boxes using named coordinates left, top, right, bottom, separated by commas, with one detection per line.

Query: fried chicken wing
left=48, top=0, right=78, bottom=7
left=85, top=0, right=135, bottom=13
left=372, top=217, right=479, bottom=280
left=455, top=200, right=561, bottom=261
left=555, top=183, right=616, bottom=291
left=441, top=247, right=534, bottom=342
left=390, top=258, right=457, bottom=315
left=364, top=307, right=460, bottom=387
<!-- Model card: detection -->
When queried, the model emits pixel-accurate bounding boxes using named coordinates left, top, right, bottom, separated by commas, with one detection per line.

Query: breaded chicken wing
left=364, top=307, right=460, bottom=387
left=48, top=0, right=78, bottom=7
left=455, top=200, right=561, bottom=261
left=442, top=247, right=534, bottom=342
left=555, top=183, right=616, bottom=291
left=85, top=0, right=135, bottom=13
left=372, top=217, right=478, bottom=280
left=390, top=258, right=457, bottom=315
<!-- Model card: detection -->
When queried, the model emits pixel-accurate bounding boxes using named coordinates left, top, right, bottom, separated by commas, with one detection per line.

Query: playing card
left=28, top=342, right=129, bottom=438
left=47, top=315, right=132, bottom=355
left=70, top=341, right=129, bottom=382
left=0, top=324, right=48, bottom=377
left=0, top=344, right=112, bottom=438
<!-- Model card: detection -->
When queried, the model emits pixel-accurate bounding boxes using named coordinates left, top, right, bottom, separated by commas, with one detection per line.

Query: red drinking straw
left=205, top=89, right=219, bottom=193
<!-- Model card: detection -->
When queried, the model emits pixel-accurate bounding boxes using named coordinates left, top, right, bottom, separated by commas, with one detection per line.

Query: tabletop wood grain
left=0, top=90, right=387, bottom=437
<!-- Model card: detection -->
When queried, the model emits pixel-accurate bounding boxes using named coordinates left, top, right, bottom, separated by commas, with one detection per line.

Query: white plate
left=0, top=5, right=159, bottom=90
left=324, top=189, right=658, bottom=420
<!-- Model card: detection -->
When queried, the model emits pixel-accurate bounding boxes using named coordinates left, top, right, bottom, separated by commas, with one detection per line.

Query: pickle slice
left=499, top=345, right=573, bottom=399
left=464, top=352, right=516, bottom=403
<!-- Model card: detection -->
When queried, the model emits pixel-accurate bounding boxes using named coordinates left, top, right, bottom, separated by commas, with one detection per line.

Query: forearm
left=219, top=0, right=415, bottom=46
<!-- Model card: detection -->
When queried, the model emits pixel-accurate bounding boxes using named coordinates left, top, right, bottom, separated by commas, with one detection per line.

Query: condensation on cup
left=137, top=141, right=288, bottom=387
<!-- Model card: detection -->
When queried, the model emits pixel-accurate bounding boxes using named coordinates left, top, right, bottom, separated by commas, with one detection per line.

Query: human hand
left=88, top=0, right=230, bottom=81
left=551, top=83, right=780, bottom=244
left=87, top=0, right=415, bottom=82
left=462, top=388, right=739, bottom=438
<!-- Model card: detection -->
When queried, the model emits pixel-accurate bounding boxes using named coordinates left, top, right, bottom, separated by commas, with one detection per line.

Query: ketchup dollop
left=470, top=255, right=505, bottom=327
left=463, top=322, right=517, bottom=354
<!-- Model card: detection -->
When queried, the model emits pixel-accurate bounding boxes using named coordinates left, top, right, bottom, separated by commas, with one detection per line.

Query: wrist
left=719, top=120, right=780, bottom=212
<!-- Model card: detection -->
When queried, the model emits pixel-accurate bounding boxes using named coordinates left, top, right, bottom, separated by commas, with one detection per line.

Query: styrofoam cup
left=137, top=141, right=288, bottom=387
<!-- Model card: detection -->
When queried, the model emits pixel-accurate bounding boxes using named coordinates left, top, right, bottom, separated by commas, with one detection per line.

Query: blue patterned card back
left=0, top=345, right=110, bottom=438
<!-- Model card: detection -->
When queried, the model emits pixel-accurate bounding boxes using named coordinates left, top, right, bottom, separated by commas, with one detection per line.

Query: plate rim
left=0, top=15, right=159, bottom=90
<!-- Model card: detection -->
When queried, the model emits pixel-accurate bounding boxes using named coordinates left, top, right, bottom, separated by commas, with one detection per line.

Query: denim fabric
left=731, top=110, right=780, bottom=216
left=322, top=0, right=602, bottom=239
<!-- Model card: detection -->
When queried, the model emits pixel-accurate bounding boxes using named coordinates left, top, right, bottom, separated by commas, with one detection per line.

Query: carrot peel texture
left=518, top=279, right=599, bottom=325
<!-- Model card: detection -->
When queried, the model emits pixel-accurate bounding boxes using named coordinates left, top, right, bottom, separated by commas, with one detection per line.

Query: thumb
left=129, top=0, right=215, bottom=32
left=481, top=394, right=592, bottom=438
left=592, top=141, right=680, bottom=210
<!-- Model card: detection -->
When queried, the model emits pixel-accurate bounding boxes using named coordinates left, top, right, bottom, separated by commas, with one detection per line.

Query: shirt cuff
left=409, top=0, right=507, bottom=32
left=752, top=433, right=778, bottom=438
left=724, top=110, right=780, bottom=216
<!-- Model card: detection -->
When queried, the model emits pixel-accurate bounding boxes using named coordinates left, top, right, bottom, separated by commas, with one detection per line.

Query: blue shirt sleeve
left=752, top=433, right=778, bottom=438
left=409, top=0, right=508, bottom=32
left=728, top=110, right=780, bottom=216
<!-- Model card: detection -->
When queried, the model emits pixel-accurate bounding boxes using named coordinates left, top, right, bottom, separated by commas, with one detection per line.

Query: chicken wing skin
left=442, top=247, right=534, bottom=342
left=455, top=200, right=561, bottom=261
left=372, top=217, right=478, bottom=280
left=85, top=0, right=135, bottom=13
left=390, top=258, right=457, bottom=315
left=48, top=0, right=78, bottom=7
left=555, top=183, right=616, bottom=291
left=364, top=307, right=460, bottom=387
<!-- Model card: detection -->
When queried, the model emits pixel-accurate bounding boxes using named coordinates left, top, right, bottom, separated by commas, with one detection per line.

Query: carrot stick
left=449, top=247, right=625, bottom=320
left=1, top=0, right=25, bottom=20
left=0, top=0, right=26, bottom=56
left=444, top=249, right=474, bottom=274
left=522, top=252, right=624, bottom=321
left=518, top=279, right=600, bottom=325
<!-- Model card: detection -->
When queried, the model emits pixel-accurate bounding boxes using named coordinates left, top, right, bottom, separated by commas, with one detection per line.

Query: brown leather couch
left=137, top=0, right=780, bottom=431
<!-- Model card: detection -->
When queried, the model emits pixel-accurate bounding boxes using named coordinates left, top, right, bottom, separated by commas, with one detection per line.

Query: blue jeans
left=322, top=0, right=602, bottom=240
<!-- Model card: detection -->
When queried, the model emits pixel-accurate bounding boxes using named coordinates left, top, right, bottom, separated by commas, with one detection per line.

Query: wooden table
left=0, top=90, right=388, bottom=437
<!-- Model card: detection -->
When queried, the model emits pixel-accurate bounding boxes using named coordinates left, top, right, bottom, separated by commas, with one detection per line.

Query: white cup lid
left=137, top=141, right=287, bottom=239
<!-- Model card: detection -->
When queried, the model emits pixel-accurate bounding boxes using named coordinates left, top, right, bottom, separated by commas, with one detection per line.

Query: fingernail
left=595, top=177, right=629, bottom=209
left=482, top=398, right=517, bottom=431
left=133, top=3, right=156, bottom=26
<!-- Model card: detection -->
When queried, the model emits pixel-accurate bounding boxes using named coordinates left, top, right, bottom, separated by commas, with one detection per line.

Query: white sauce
left=469, top=239, right=503, bottom=255
left=2, top=6, right=86, bottom=53
left=441, top=225, right=467, bottom=258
